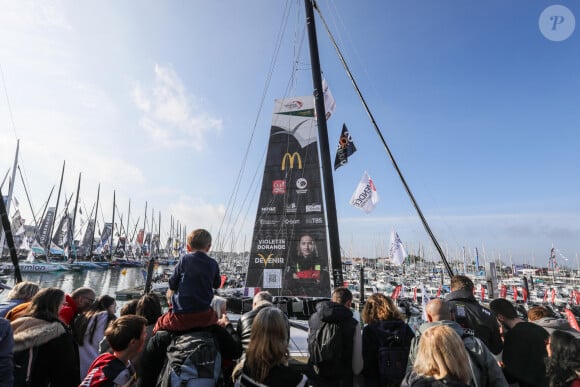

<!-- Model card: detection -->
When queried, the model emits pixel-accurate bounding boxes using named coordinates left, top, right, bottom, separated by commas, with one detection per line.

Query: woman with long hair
left=545, top=330, right=580, bottom=387
left=233, top=307, right=307, bottom=387
left=402, top=325, right=471, bottom=386
left=362, top=293, right=415, bottom=387
left=11, top=287, right=80, bottom=386
left=74, top=294, right=117, bottom=378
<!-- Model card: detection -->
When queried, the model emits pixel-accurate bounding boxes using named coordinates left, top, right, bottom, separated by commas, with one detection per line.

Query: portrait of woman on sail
left=284, top=232, right=330, bottom=297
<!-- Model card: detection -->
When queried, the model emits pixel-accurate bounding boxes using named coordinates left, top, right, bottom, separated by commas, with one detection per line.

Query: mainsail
left=246, top=96, right=331, bottom=297
left=36, top=207, right=56, bottom=249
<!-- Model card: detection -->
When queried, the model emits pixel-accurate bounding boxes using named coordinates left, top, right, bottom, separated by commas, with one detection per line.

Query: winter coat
left=407, top=320, right=508, bottom=387
left=362, top=319, right=415, bottom=387
left=11, top=316, right=80, bottom=387
left=307, top=300, right=362, bottom=387
left=401, top=371, right=470, bottom=387
left=236, top=301, right=273, bottom=352
left=531, top=317, right=580, bottom=338
left=446, top=288, right=503, bottom=355
left=80, top=353, right=136, bottom=387
left=136, top=324, right=242, bottom=387
left=78, top=311, right=113, bottom=379
left=0, top=318, right=14, bottom=387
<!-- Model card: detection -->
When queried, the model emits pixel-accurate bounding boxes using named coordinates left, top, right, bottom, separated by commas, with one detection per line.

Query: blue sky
left=0, top=0, right=578, bottom=267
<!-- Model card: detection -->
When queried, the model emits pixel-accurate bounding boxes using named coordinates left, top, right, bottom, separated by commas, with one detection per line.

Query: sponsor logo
left=259, top=219, right=279, bottom=226
left=261, top=206, right=276, bottom=214
left=256, top=239, right=286, bottom=250
left=283, top=218, right=300, bottom=225
left=305, top=203, right=322, bottom=213
left=255, top=253, right=285, bottom=267
left=305, top=216, right=324, bottom=225
left=283, top=100, right=303, bottom=110
left=281, top=152, right=302, bottom=171
left=296, top=177, right=307, bottom=194
left=272, top=180, right=286, bottom=194
left=286, top=203, right=297, bottom=213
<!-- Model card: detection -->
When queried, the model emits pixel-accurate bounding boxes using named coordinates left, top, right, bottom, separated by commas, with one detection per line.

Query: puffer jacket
left=532, top=317, right=580, bottom=338
left=407, top=320, right=508, bottom=387
left=446, top=288, right=503, bottom=355
left=11, top=316, right=80, bottom=387
left=236, top=301, right=273, bottom=351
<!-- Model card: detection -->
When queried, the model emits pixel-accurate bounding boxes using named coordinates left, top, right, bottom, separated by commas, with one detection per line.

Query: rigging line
left=216, top=0, right=294, bottom=250
left=0, top=64, right=18, bottom=139
left=314, top=4, right=454, bottom=278
left=17, top=166, right=38, bottom=227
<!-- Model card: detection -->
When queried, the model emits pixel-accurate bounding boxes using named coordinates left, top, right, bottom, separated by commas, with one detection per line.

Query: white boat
left=0, top=261, right=69, bottom=273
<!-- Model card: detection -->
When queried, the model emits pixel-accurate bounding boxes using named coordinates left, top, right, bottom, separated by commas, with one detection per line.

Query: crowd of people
left=0, top=229, right=579, bottom=387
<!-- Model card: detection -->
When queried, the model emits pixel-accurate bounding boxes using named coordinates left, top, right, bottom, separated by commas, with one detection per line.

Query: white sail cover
left=349, top=171, right=379, bottom=213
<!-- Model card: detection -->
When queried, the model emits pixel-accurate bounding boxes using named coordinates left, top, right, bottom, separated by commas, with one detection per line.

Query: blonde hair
left=413, top=325, right=471, bottom=383
left=6, top=281, right=39, bottom=301
left=362, top=293, right=402, bottom=323
left=233, top=307, right=289, bottom=383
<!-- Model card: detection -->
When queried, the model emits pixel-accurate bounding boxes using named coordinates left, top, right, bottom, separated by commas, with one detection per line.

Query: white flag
left=322, top=78, right=336, bottom=120
left=349, top=171, right=379, bottom=213
left=389, top=228, right=407, bottom=266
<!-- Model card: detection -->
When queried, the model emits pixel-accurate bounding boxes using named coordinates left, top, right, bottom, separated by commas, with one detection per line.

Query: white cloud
left=0, top=0, right=70, bottom=30
left=132, top=64, right=222, bottom=150
left=167, top=195, right=226, bottom=234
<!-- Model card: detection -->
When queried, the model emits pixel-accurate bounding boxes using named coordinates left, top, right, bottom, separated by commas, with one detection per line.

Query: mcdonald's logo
left=281, top=152, right=302, bottom=170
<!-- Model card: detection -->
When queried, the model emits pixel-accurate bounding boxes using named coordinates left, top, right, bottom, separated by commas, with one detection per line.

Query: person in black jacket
left=11, top=287, right=80, bottom=387
left=445, top=275, right=503, bottom=355
left=136, top=320, right=242, bottom=387
left=307, top=287, right=362, bottom=387
left=236, top=291, right=273, bottom=353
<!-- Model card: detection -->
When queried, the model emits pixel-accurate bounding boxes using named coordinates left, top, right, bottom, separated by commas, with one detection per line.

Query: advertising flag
left=322, top=79, right=336, bottom=120
left=389, top=228, right=407, bottom=266
left=334, top=124, right=357, bottom=170
left=564, top=309, right=580, bottom=332
left=350, top=171, right=379, bottom=214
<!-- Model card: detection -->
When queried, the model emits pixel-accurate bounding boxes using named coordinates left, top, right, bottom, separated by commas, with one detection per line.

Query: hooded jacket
left=531, top=317, right=580, bottom=338
left=445, top=288, right=503, bottom=355
left=308, top=301, right=361, bottom=387
left=11, top=316, right=80, bottom=387
left=407, top=320, right=508, bottom=387
left=80, top=353, right=135, bottom=387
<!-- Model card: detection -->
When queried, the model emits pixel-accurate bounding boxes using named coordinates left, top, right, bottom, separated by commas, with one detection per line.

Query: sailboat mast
left=304, top=0, right=343, bottom=288
left=0, top=139, right=19, bottom=257
left=89, top=183, right=100, bottom=258
left=46, top=160, right=65, bottom=255
left=70, top=173, right=81, bottom=259
left=109, top=190, right=116, bottom=258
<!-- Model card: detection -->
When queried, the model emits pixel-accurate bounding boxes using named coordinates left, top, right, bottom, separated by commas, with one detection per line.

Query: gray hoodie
left=407, top=320, right=508, bottom=387
left=532, top=317, right=580, bottom=338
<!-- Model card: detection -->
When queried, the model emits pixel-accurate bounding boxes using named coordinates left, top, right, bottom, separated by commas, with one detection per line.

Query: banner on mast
left=246, top=96, right=331, bottom=297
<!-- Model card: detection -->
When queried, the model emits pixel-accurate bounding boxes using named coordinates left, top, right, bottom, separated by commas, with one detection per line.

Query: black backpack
left=156, top=330, right=222, bottom=387
left=375, top=323, right=411, bottom=386
left=13, top=347, right=37, bottom=387
left=308, top=321, right=343, bottom=378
